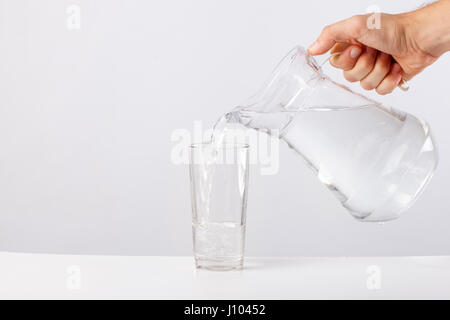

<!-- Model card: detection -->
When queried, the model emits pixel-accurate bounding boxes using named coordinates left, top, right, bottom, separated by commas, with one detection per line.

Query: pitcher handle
left=398, top=79, right=410, bottom=91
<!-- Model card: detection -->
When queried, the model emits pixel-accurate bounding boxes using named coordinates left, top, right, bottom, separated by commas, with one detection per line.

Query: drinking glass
left=189, top=143, right=249, bottom=271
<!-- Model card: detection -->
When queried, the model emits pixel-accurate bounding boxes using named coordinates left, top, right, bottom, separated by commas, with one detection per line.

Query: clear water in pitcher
left=212, top=103, right=437, bottom=222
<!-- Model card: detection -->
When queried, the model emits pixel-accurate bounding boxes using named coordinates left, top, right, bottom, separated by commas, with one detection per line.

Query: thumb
left=308, top=15, right=366, bottom=55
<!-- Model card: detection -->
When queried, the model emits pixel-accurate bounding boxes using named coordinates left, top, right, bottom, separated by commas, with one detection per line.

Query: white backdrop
left=0, top=0, right=449, bottom=256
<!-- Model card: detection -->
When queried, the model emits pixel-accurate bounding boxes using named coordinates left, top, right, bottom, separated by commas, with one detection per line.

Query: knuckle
left=349, top=15, right=365, bottom=35
left=322, top=24, right=332, bottom=34
left=344, top=71, right=358, bottom=83
left=376, top=87, right=389, bottom=95
left=342, top=65, right=354, bottom=72
left=349, top=15, right=361, bottom=24
left=361, top=81, right=375, bottom=91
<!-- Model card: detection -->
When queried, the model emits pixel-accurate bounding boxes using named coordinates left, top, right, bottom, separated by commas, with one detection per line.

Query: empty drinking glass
left=189, top=143, right=249, bottom=270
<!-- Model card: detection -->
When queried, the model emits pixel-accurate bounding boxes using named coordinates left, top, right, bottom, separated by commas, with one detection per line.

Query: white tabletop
left=0, top=253, right=449, bottom=299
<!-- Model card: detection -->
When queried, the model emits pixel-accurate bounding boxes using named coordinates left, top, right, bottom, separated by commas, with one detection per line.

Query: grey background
left=0, top=0, right=448, bottom=256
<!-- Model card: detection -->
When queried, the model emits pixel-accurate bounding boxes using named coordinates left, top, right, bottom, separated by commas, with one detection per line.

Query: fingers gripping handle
left=318, top=52, right=410, bottom=91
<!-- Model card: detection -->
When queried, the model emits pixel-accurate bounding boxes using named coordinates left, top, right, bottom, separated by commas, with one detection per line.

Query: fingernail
left=308, top=41, right=319, bottom=54
left=350, top=46, right=362, bottom=59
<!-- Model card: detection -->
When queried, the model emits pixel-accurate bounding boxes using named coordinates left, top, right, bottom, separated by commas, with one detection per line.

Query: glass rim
left=189, top=142, right=250, bottom=149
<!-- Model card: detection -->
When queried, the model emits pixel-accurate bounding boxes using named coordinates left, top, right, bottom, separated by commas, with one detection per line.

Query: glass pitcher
left=223, top=46, right=438, bottom=222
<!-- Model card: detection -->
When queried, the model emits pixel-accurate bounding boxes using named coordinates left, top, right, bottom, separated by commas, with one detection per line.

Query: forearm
left=406, top=0, right=450, bottom=57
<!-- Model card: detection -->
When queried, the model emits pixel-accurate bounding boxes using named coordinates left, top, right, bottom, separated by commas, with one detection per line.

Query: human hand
left=308, top=1, right=450, bottom=95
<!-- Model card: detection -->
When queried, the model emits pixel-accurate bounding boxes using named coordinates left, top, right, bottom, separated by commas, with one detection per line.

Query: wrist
left=406, top=0, right=450, bottom=57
